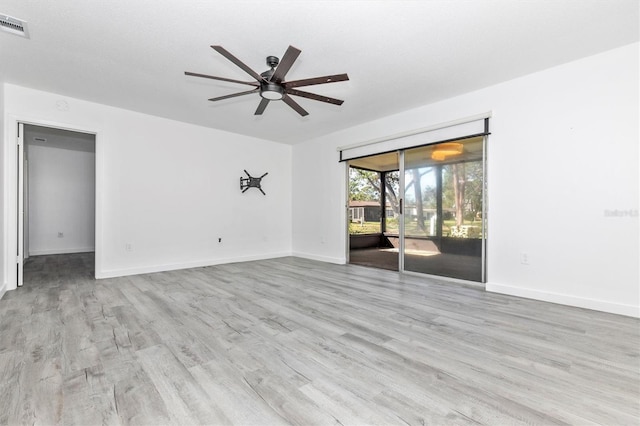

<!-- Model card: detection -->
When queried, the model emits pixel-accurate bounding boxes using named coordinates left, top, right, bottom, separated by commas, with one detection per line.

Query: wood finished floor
left=1, top=253, right=638, bottom=425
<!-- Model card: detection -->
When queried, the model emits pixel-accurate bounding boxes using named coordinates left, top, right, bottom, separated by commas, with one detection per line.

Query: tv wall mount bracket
left=240, top=170, right=268, bottom=195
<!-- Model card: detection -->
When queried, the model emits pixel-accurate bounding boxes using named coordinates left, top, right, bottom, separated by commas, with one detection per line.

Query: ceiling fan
left=185, top=45, right=349, bottom=117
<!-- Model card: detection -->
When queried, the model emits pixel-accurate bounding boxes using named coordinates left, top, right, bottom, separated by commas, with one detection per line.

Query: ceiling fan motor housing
left=260, top=64, right=283, bottom=100
left=266, top=55, right=279, bottom=68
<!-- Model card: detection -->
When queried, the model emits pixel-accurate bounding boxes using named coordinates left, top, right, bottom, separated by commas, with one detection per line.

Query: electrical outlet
left=58, top=232, right=64, bottom=238
left=218, top=238, right=222, bottom=243
left=520, top=252, right=529, bottom=265
left=125, top=243, right=133, bottom=252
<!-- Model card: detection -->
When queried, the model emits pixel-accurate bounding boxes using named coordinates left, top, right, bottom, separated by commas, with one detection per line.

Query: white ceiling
left=1, top=1, right=638, bottom=145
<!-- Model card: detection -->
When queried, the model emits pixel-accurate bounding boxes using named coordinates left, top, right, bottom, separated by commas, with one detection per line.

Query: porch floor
left=349, top=247, right=482, bottom=282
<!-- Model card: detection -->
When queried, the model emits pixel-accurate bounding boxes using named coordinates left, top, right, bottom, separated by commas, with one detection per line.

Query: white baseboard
left=29, top=247, right=95, bottom=256
left=0, top=281, right=6, bottom=300
left=96, top=252, right=292, bottom=279
left=291, top=251, right=346, bottom=265
left=487, top=282, right=640, bottom=318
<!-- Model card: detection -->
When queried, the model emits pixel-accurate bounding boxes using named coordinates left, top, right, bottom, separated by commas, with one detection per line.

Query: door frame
left=16, top=123, right=24, bottom=286
left=4, top=115, right=101, bottom=290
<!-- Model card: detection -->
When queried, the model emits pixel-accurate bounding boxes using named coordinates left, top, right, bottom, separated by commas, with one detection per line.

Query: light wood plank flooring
left=1, top=253, right=638, bottom=425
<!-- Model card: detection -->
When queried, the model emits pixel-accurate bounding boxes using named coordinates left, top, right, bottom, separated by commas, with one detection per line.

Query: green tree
left=349, top=168, right=380, bottom=201
left=349, top=168, right=401, bottom=215
left=384, top=172, right=400, bottom=215
left=464, top=162, right=483, bottom=222
left=443, top=160, right=483, bottom=226
left=452, top=163, right=465, bottom=227
left=404, top=167, right=435, bottom=234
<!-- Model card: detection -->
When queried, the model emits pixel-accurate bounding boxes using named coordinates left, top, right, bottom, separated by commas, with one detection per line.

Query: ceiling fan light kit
left=185, top=45, right=349, bottom=116
left=260, top=82, right=284, bottom=100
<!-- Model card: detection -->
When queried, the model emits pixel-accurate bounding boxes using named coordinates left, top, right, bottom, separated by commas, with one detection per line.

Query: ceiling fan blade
left=282, top=94, right=309, bottom=117
left=283, top=73, right=349, bottom=88
left=270, top=45, right=301, bottom=83
left=255, top=98, right=270, bottom=115
left=285, top=88, right=344, bottom=105
left=208, top=88, right=259, bottom=102
left=211, top=45, right=264, bottom=82
left=185, top=71, right=259, bottom=87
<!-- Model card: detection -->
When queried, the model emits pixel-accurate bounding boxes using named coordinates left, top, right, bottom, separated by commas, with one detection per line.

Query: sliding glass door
left=347, top=135, right=487, bottom=282
left=402, top=137, right=486, bottom=281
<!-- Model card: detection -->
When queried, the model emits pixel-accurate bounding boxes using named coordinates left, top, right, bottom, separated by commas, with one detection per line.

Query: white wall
left=293, top=43, right=639, bottom=317
left=2, top=44, right=637, bottom=317
left=0, top=82, right=5, bottom=298
left=3, top=83, right=292, bottom=285
left=27, top=143, right=96, bottom=255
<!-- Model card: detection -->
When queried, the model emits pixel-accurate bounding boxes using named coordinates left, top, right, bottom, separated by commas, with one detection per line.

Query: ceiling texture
left=1, top=0, right=638, bottom=145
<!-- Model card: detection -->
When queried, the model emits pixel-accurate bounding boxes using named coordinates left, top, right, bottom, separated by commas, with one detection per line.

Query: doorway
left=348, top=151, right=400, bottom=271
left=19, top=124, right=96, bottom=285
left=347, top=136, right=487, bottom=282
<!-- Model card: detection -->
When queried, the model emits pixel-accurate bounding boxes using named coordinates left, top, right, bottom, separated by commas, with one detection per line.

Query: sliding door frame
left=481, top=135, right=488, bottom=283
left=398, top=150, right=405, bottom=273
left=343, top=115, right=490, bottom=284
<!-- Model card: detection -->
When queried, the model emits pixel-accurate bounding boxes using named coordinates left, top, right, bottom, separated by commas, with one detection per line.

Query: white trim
left=344, top=160, right=350, bottom=265
left=487, top=282, right=640, bottom=318
left=29, top=247, right=95, bottom=256
left=96, top=252, right=292, bottom=279
left=17, top=123, right=24, bottom=287
left=292, top=251, right=346, bottom=265
left=0, top=282, right=6, bottom=300
left=337, top=111, right=492, bottom=152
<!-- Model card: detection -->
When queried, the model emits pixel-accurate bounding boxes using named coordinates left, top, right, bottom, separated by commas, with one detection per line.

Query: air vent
left=0, top=14, right=29, bottom=38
